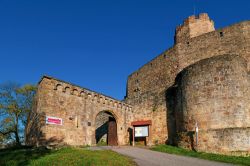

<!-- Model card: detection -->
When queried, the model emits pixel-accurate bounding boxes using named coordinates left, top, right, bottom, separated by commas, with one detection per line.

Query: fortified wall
left=175, top=54, right=250, bottom=154
left=125, top=13, right=250, bottom=154
left=26, top=76, right=133, bottom=146
left=27, top=13, right=250, bottom=155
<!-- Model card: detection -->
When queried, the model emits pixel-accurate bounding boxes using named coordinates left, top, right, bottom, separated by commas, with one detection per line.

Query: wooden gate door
left=108, top=121, right=118, bottom=146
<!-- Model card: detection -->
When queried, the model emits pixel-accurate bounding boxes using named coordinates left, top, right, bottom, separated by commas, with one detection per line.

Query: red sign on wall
left=46, top=116, right=63, bottom=125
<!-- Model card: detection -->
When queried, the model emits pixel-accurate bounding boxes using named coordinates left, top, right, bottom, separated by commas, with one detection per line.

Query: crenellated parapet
left=41, top=75, right=132, bottom=111
left=176, top=13, right=212, bottom=30
left=28, top=75, right=133, bottom=147
left=175, top=13, right=215, bottom=44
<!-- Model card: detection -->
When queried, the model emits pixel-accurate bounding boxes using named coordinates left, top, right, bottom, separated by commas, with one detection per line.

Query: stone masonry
left=26, top=76, right=132, bottom=146
left=26, top=13, right=250, bottom=155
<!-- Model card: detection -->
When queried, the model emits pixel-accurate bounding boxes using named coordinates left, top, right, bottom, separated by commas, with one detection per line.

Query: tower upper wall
left=175, top=13, right=215, bottom=44
left=126, top=17, right=250, bottom=104
left=125, top=14, right=250, bottom=150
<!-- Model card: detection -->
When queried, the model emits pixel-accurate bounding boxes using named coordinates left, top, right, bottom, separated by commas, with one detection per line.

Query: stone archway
left=95, top=111, right=118, bottom=146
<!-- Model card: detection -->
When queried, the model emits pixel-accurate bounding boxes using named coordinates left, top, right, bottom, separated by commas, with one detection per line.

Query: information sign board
left=135, top=126, right=149, bottom=137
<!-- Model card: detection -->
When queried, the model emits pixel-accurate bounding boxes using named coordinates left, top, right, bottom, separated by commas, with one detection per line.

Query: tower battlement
left=175, top=13, right=215, bottom=44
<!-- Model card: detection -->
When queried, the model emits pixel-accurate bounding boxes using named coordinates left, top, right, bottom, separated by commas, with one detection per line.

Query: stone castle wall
left=26, top=76, right=133, bottom=147
left=26, top=89, right=45, bottom=146
left=125, top=15, right=250, bottom=152
left=27, top=13, right=250, bottom=154
left=175, top=54, right=250, bottom=154
left=126, top=20, right=250, bottom=101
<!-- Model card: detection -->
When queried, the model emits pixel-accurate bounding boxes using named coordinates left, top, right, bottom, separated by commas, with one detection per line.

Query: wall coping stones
left=39, top=75, right=133, bottom=111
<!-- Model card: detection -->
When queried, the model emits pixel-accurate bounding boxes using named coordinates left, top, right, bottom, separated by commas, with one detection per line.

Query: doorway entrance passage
left=95, top=111, right=118, bottom=146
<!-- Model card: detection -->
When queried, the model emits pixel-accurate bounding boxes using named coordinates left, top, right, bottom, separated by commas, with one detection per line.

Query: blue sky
left=0, top=0, right=249, bottom=100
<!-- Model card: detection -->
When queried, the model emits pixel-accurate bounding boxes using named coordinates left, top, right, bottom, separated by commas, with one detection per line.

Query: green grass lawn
left=152, top=145, right=250, bottom=166
left=0, top=147, right=136, bottom=166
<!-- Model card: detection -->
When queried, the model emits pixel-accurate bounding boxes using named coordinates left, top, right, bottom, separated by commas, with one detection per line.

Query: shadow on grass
left=0, top=146, right=51, bottom=166
left=0, top=136, right=66, bottom=166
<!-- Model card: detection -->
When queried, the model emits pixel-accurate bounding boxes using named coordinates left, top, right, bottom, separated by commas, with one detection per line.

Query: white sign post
left=133, top=127, right=135, bottom=146
left=195, top=121, right=199, bottom=147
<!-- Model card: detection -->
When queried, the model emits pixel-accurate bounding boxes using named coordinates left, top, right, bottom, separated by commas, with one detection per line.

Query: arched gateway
left=25, top=76, right=132, bottom=147
left=95, top=111, right=118, bottom=146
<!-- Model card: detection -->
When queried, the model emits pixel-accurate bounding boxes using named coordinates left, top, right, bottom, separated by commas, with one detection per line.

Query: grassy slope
left=0, top=147, right=136, bottom=166
left=152, top=145, right=250, bottom=166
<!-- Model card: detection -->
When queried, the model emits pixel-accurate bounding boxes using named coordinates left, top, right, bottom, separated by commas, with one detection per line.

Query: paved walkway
left=88, top=146, right=232, bottom=166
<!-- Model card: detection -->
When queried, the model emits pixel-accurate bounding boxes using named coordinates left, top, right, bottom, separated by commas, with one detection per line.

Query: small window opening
left=220, top=32, right=224, bottom=37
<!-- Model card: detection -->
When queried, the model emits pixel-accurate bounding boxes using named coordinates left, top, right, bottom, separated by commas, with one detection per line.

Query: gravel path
left=88, top=146, right=232, bottom=166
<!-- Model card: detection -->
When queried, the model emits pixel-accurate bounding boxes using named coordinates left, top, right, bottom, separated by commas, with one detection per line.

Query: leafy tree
left=0, top=82, right=36, bottom=146
left=0, top=134, right=4, bottom=143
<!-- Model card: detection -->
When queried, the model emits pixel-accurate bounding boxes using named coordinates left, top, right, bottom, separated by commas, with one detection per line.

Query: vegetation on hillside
left=0, top=147, right=136, bottom=166
left=0, top=82, right=36, bottom=146
left=152, top=145, right=250, bottom=166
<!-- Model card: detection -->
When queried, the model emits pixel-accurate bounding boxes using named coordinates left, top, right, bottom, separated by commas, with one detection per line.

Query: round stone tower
left=175, top=54, right=250, bottom=155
